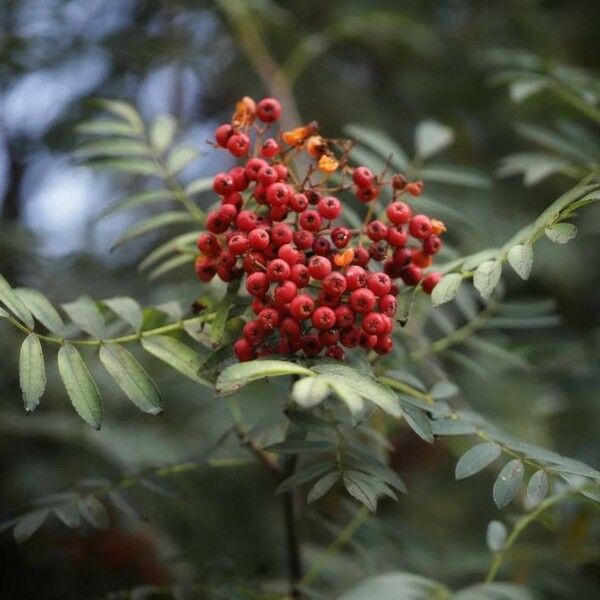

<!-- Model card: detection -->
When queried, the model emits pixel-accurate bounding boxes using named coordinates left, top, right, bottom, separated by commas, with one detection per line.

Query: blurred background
left=1, top=1, right=599, bottom=598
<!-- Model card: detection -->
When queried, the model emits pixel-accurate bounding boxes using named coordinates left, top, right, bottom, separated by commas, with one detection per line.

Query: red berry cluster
left=195, top=96, right=445, bottom=362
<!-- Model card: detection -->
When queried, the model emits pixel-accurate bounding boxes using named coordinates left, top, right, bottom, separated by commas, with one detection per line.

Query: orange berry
left=306, top=135, right=326, bottom=158
left=333, top=248, right=355, bottom=267
left=318, top=154, right=339, bottom=174
left=411, top=250, right=433, bottom=268
left=232, top=96, right=256, bottom=128
left=282, top=121, right=318, bottom=147
left=430, top=218, right=447, bottom=235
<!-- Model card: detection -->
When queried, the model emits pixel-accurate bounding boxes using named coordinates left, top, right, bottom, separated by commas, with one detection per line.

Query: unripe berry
left=409, top=214, right=432, bottom=240
left=267, top=258, right=291, bottom=282
left=312, top=306, right=336, bottom=330
left=349, top=288, right=377, bottom=314
left=386, top=201, right=412, bottom=225
left=353, top=166, right=375, bottom=189
left=260, top=138, right=280, bottom=158
left=422, top=272, right=442, bottom=294
left=257, top=97, right=282, bottom=123
left=227, top=132, right=250, bottom=157
left=290, top=294, right=315, bottom=320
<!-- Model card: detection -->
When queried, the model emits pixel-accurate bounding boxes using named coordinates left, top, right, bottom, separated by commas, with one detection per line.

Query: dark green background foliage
left=0, top=1, right=599, bottom=599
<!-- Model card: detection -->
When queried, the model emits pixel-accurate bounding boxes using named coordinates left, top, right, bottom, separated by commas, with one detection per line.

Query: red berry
left=243, top=320, right=264, bottom=344
left=387, top=201, right=412, bottom=225
left=293, top=229, right=313, bottom=250
left=400, top=264, right=423, bottom=286
left=206, top=211, right=229, bottom=234
left=368, top=240, right=388, bottom=262
left=312, top=236, right=331, bottom=256
left=236, top=210, right=258, bottom=232
left=366, top=220, right=388, bottom=241
left=409, top=215, right=432, bottom=240
left=322, top=272, right=347, bottom=296
left=350, top=288, right=376, bottom=314
left=245, top=158, right=268, bottom=181
left=195, top=257, right=216, bottom=282
left=274, top=280, right=298, bottom=304
left=359, top=331, right=378, bottom=349
left=423, top=234, right=442, bottom=255
left=258, top=165, right=279, bottom=187
left=325, top=345, right=345, bottom=360
left=290, top=264, right=310, bottom=288
left=218, top=203, right=237, bottom=225
left=213, top=172, right=234, bottom=196
left=233, top=338, right=255, bottom=361
left=302, top=334, right=322, bottom=357
left=267, top=258, right=291, bottom=282
left=367, top=272, right=392, bottom=297
left=229, top=166, right=249, bottom=191
left=278, top=244, right=299, bottom=265
left=299, top=210, right=322, bottom=232
left=317, top=196, right=341, bottom=220
left=356, top=185, right=379, bottom=202
left=280, top=317, right=302, bottom=340
left=289, top=193, right=309, bottom=213
left=406, top=181, right=423, bottom=196
left=361, top=312, right=386, bottom=335
left=352, top=246, right=370, bottom=267
left=248, top=228, right=270, bottom=250
left=334, top=305, right=355, bottom=329
left=316, top=291, right=341, bottom=308
left=257, top=98, right=282, bottom=123
left=243, top=251, right=266, bottom=273
left=306, top=190, right=321, bottom=206
left=260, top=138, right=280, bottom=158
left=197, top=233, right=221, bottom=258
left=271, top=223, right=293, bottom=246
left=312, top=306, right=336, bottom=330
left=222, top=192, right=243, bottom=210
left=345, top=265, right=367, bottom=291
left=227, top=132, right=250, bottom=157
left=387, top=226, right=408, bottom=247
left=246, top=271, right=269, bottom=296
left=353, top=166, right=375, bottom=189
left=274, top=164, right=288, bottom=180
left=228, top=233, right=249, bottom=255
left=392, top=173, right=407, bottom=190
left=266, top=182, right=291, bottom=207
left=422, top=272, right=442, bottom=294
left=319, top=330, right=340, bottom=346
left=258, top=307, right=281, bottom=332
left=392, top=247, right=412, bottom=267
left=331, top=226, right=351, bottom=249
left=308, top=255, right=332, bottom=280
left=379, top=294, right=397, bottom=317
left=290, top=294, right=315, bottom=320
left=374, top=335, right=393, bottom=355
left=270, top=205, right=288, bottom=222
left=340, top=327, right=361, bottom=348
left=215, top=124, right=234, bottom=148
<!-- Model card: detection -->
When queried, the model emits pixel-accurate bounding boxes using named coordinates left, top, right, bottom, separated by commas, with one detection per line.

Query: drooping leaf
left=265, top=440, right=335, bottom=455
left=455, top=443, right=502, bottom=480
left=493, top=459, right=524, bottom=509
left=185, top=177, right=213, bottom=196
left=76, top=119, right=139, bottom=137
left=54, top=503, right=83, bottom=528
left=150, top=115, right=177, bottom=152
left=78, top=496, right=110, bottom=529
left=102, top=297, right=143, bottom=330
left=57, top=344, right=103, bottom=429
left=0, top=274, right=35, bottom=328
left=99, top=344, right=162, bottom=414
left=486, top=520, right=507, bottom=552
left=312, top=363, right=402, bottom=417
left=13, top=510, right=49, bottom=544
left=141, top=335, right=213, bottom=388
left=473, top=260, right=502, bottom=300
left=526, top=470, right=549, bottom=508
left=138, top=231, right=202, bottom=271
left=415, top=120, right=454, bottom=159
left=216, top=360, right=313, bottom=396
left=431, top=273, right=462, bottom=307
left=307, top=472, right=340, bottom=503
left=62, top=296, right=106, bottom=338
left=545, top=222, right=577, bottom=244
left=100, top=189, right=176, bottom=217
left=19, top=334, right=46, bottom=412
left=276, top=462, right=335, bottom=494
left=509, top=79, right=548, bottom=103
left=326, top=378, right=365, bottom=415
left=402, top=405, right=434, bottom=443
left=95, top=99, right=144, bottom=133
left=111, top=212, right=195, bottom=250
left=431, top=418, right=477, bottom=436
left=76, top=139, right=149, bottom=158
left=107, top=490, right=142, bottom=521
left=507, top=244, right=534, bottom=280
left=89, top=158, right=157, bottom=176
left=167, top=145, right=199, bottom=174
left=147, top=254, right=194, bottom=280
left=430, top=380, right=459, bottom=400
left=292, top=375, right=330, bottom=408
left=343, top=472, right=378, bottom=512
left=15, top=288, right=65, bottom=335
left=210, top=300, right=234, bottom=345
